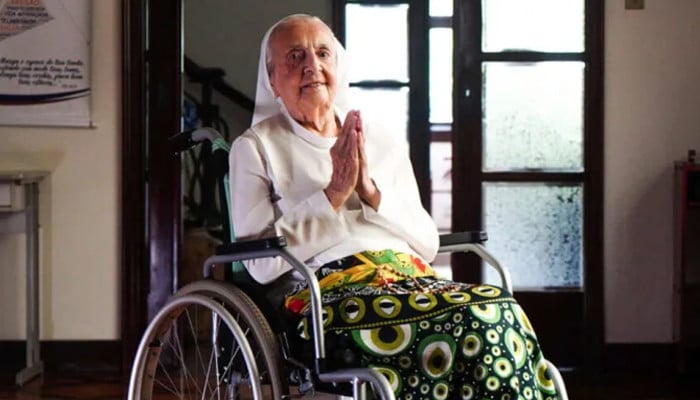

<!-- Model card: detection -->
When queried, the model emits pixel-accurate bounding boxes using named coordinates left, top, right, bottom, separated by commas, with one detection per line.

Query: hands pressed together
left=324, top=110, right=380, bottom=211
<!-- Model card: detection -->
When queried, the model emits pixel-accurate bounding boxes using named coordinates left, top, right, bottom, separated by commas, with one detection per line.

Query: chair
left=127, top=128, right=569, bottom=400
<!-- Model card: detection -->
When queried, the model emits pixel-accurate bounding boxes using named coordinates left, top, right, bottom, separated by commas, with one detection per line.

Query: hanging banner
left=0, top=0, right=91, bottom=127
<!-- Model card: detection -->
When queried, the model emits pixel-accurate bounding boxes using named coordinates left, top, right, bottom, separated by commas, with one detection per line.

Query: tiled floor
left=0, top=370, right=694, bottom=400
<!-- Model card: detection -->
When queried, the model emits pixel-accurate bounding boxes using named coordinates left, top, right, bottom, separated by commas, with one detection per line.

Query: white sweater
left=228, top=109, right=439, bottom=285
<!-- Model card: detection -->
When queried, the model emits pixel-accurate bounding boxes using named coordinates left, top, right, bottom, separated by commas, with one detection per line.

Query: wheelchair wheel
left=128, top=281, right=288, bottom=400
left=176, top=280, right=289, bottom=398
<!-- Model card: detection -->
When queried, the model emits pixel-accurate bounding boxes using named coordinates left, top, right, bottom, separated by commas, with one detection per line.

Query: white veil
left=251, top=14, right=350, bottom=126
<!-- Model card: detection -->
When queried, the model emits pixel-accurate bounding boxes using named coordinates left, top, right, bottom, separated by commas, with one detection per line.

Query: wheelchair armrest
left=439, top=231, right=487, bottom=247
left=215, top=236, right=287, bottom=255
left=204, top=237, right=328, bottom=366
left=437, top=231, right=513, bottom=294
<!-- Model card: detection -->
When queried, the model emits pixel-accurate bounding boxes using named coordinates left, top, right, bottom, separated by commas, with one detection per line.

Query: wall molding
left=0, top=340, right=121, bottom=374
left=0, top=340, right=684, bottom=377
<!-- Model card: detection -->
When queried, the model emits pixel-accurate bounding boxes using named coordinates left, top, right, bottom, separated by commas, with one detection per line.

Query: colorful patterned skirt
left=285, top=250, right=559, bottom=400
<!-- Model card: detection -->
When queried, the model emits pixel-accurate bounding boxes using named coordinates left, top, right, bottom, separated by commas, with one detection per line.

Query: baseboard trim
left=0, top=340, right=121, bottom=374
left=0, top=340, right=680, bottom=377
left=604, top=343, right=677, bottom=374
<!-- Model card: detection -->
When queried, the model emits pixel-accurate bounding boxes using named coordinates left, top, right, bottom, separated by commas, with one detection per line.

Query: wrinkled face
left=267, top=18, right=337, bottom=118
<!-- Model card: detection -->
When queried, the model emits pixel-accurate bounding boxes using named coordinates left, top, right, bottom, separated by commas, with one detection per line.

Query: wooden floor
left=0, top=370, right=694, bottom=399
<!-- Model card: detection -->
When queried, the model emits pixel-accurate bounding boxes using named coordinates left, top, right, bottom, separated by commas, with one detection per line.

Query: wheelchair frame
left=127, top=128, right=569, bottom=400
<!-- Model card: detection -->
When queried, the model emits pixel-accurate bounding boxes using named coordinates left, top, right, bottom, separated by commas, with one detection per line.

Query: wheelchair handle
left=169, top=127, right=224, bottom=153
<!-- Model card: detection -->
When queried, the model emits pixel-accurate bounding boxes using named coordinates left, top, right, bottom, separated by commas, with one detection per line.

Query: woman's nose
left=302, top=52, right=321, bottom=74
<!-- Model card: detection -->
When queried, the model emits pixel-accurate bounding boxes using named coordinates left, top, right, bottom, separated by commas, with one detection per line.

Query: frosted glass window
left=482, top=0, right=584, bottom=52
left=430, top=0, right=453, bottom=16
left=345, top=4, right=409, bottom=82
left=483, top=62, right=584, bottom=171
left=431, top=142, right=453, bottom=279
left=431, top=192, right=452, bottom=232
left=430, top=141, right=452, bottom=229
left=430, top=141, right=452, bottom=192
left=431, top=142, right=452, bottom=279
left=429, top=28, right=453, bottom=124
left=348, top=87, right=409, bottom=143
left=483, top=183, right=582, bottom=289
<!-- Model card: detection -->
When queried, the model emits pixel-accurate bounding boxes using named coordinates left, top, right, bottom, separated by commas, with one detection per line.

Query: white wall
left=605, top=0, right=700, bottom=343
left=184, top=0, right=332, bottom=102
left=0, top=1, right=120, bottom=340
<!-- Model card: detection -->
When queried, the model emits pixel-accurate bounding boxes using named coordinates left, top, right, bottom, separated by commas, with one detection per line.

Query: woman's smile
left=301, top=81, right=326, bottom=91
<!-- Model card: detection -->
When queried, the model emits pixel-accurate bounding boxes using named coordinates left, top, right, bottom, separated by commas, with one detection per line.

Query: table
left=0, top=171, right=47, bottom=385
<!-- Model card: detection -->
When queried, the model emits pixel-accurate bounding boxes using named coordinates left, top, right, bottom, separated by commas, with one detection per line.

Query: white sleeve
left=228, top=134, right=351, bottom=284
left=360, top=142, right=439, bottom=262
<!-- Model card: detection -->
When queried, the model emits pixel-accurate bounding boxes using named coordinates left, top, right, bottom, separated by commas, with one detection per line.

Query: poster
left=0, top=0, right=91, bottom=127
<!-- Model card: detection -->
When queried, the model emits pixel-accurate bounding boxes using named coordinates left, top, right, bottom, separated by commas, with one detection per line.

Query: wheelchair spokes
left=142, top=304, right=250, bottom=399
left=129, top=282, right=288, bottom=400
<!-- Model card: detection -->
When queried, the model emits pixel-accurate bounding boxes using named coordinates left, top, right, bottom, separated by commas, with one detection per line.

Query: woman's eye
left=288, top=51, right=303, bottom=62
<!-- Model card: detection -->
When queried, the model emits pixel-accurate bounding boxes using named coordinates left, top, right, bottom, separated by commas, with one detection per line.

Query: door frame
left=120, top=0, right=183, bottom=373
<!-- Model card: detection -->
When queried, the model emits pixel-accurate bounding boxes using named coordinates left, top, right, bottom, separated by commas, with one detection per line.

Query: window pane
left=345, top=4, right=409, bottom=82
left=431, top=141, right=452, bottom=228
left=349, top=87, right=409, bottom=143
left=430, top=141, right=452, bottom=192
left=431, top=141, right=452, bottom=279
left=483, top=62, right=584, bottom=171
left=430, top=0, right=453, bottom=17
left=429, top=28, right=452, bottom=124
left=483, top=183, right=582, bottom=289
left=482, top=0, right=584, bottom=52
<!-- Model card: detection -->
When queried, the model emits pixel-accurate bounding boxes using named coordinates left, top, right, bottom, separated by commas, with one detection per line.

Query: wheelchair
left=127, top=128, right=570, bottom=400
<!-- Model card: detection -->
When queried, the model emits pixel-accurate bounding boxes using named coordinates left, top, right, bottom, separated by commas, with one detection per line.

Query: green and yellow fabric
left=289, top=250, right=558, bottom=400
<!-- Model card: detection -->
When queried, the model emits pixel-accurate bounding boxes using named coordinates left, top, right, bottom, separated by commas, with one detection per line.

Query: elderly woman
left=229, top=13, right=559, bottom=400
